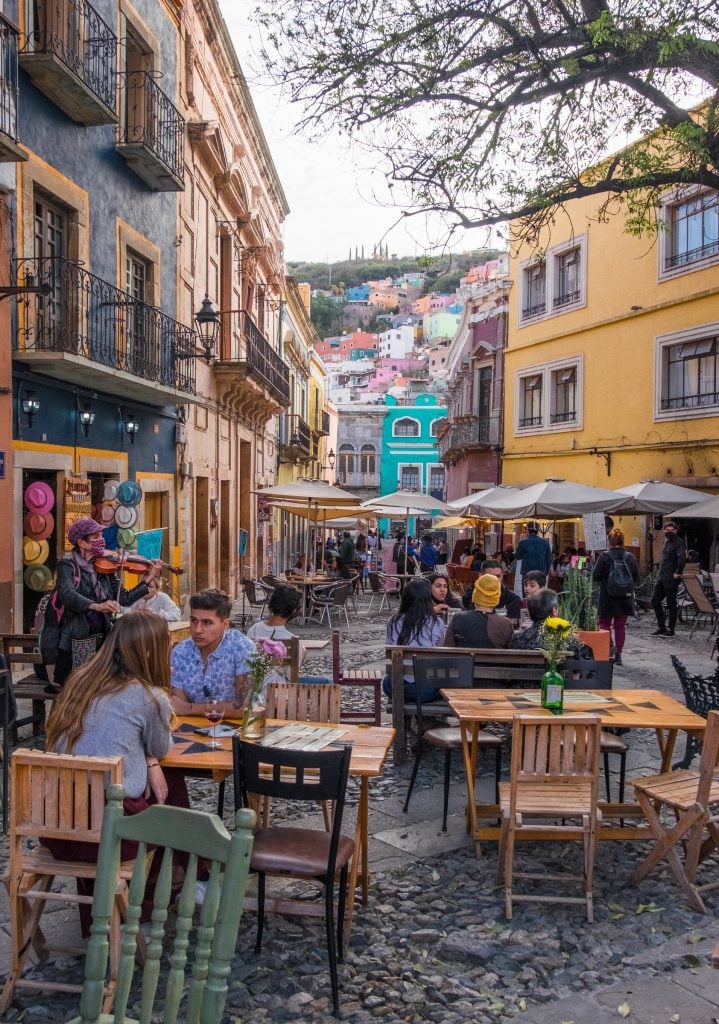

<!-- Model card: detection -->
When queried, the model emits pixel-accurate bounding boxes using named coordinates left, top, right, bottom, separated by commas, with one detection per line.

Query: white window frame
left=518, top=234, right=587, bottom=325
left=397, top=462, right=422, bottom=491
left=654, top=320, right=719, bottom=421
left=658, top=187, right=719, bottom=281
left=515, top=355, right=584, bottom=435
left=392, top=416, right=421, bottom=438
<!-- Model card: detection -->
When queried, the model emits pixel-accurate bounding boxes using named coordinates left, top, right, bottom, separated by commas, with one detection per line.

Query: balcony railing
left=117, top=71, right=184, bottom=189
left=217, top=309, right=290, bottom=406
left=320, top=409, right=330, bottom=435
left=14, top=256, right=196, bottom=395
left=0, top=14, right=19, bottom=141
left=278, top=413, right=312, bottom=459
left=20, top=0, right=117, bottom=123
left=437, top=416, right=491, bottom=460
left=336, top=471, right=379, bottom=489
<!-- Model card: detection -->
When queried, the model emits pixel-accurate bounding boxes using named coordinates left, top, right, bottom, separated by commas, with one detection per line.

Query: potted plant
left=558, top=567, right=611, bottom=660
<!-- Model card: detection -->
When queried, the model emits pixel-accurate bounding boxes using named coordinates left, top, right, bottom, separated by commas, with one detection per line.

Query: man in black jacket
left=462, top=559, right=521, bottom=624
left=651, top=520, right=686, bottom=637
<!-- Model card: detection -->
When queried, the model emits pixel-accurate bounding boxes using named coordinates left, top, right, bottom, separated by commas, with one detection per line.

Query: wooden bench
left=332, top=630, right=383, bottom=726
left=387, top=645, right=547, bottom=763
left=0, top=634, right=57, bottom=739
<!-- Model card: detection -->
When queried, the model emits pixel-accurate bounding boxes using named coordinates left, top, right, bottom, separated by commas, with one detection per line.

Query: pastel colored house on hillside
left=424, top=305, right=464, bottom=343
left=315, top=330, right=379, bottom=363
left=379, top=394, right=448, bottom=537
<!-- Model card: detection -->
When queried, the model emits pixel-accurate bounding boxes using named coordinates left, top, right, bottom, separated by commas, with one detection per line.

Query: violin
left=93, top=550, right=185, bottom=576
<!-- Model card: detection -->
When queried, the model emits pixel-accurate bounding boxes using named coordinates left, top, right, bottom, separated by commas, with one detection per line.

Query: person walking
left=592, top=528, right=639, bottom=664
left=514, top=521, right=552, bottom=576
left=418, top=534, right=439, bottom=572
left=651, top=520, right=686, bottom=637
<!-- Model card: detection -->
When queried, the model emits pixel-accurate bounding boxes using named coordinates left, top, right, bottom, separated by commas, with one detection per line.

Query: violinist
left=47, top=517, right=161, bottom=692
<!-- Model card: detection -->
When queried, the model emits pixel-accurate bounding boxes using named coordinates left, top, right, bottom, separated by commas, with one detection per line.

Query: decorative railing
left=120, top=71, right=184, bottom=181
left=14, top=257, right=197, bottom=395
left=21, top=0, right=116, bottom=112
left=437, top=416, right=491, bottom=459
left=336, top=471, right=379, bottom=488
left=0, top=14, right=20, bottom=141
left=553, top=288, right=580, bottom=308
left=278, top=413, right=312, bottom=456
left=321, top=409, right=330, bottom=435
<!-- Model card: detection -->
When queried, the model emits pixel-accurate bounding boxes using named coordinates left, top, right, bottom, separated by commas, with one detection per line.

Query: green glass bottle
left=541, top=660, right=564, bottom=714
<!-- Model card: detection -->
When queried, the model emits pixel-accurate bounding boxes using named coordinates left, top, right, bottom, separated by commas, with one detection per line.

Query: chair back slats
left=78, top=787, right=256, bottom=1024
left=562, top=658, right=614, bottom=689
left=696, top=710, right=719, bottom=806
left=412, top=654, right=475, bottom=694
left=265, top=681, right=341, bottom=724
left=234, top=739, right=351, bottom=806
left=683, top=574, right=716, bottom=615
left=512, top=714, right=602, bottom=783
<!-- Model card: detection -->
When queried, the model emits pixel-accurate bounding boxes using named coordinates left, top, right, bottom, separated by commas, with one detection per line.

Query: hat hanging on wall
left=103, top=480, right=120, bottom=502
left=98, top=502, right=117, bottom=524
left=117, top=527, right=137, bottom=549
left=114, top=505, right=139, bottom=529
left=24, top=563, right=54, bottom=592
left=117, top=480, right=142, bottom=507
left=22, top=537, right=50, bottom=565
left=23, top=511, right=54, bottom=541
left=24, top=481, right=55, bottom=515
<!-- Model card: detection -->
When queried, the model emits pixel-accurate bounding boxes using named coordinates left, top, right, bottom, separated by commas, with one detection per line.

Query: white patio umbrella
left=614, top=479, right=712, bottom=514
left=472, top=478, right=633, bottom=519
left=449, top=485, right=522, bottom=514
left=672, top=494, right=719, bottom=519
left=363, top=491, right=451, bottom=573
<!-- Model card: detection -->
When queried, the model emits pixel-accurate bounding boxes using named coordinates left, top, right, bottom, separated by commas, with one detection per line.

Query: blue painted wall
left=379, top=394, right=447, bottom=536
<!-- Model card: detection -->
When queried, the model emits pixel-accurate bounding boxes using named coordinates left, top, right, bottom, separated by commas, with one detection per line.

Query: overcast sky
left=219, top=2, right=496, bottom=264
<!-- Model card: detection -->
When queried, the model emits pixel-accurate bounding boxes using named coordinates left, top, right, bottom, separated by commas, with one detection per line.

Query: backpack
left=606, top=551, right=634, bottom=598
left=39, top=560, right=80, bottom=665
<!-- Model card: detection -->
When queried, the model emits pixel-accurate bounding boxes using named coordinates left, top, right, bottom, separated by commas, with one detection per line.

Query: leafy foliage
left=257, top=0, right=719, bottom=243
left=308, top=291, right=346, bottom=337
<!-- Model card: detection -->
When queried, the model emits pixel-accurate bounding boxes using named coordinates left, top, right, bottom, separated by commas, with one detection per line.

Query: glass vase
left=241, top=690, right=267, bottom=739
left=541, top=660, right=564, bottom=714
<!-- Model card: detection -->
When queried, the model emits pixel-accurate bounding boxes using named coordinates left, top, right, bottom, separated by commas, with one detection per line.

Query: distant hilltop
left=287, top=249, right=502, bottom=293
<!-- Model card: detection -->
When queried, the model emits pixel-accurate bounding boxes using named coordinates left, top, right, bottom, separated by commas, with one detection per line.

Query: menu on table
left=260, top=724, right=348, bottom=751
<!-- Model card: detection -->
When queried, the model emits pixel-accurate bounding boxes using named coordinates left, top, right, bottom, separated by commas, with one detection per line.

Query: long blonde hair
left=46, top=610, right=171, bottom=753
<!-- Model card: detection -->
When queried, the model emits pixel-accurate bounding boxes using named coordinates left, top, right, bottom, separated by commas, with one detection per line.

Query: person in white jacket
left=127, top=578, right=181, bottom=621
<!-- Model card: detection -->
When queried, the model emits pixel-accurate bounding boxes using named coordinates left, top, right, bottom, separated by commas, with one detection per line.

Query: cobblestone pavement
left=2, top=595, right=719, bottom=1023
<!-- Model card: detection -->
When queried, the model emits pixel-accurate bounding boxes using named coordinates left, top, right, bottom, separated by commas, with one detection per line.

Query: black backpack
left=39, top=559, right=80, bottom=665
left=606, top=551, right=634, bottom=598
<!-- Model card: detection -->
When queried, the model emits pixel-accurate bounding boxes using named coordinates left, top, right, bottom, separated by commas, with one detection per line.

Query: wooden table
left=302, top=638, right=331, bottom=651
left=441, top=688, right=707, bottom=854
left=161, top=716, right=395, bottom=926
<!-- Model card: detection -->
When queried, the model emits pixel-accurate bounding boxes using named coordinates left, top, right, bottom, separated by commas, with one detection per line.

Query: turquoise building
left=379, top=394, right=448, bottom=537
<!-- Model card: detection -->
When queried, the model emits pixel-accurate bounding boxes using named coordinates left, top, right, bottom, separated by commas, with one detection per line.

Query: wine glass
left=204, top=698, right=224, bottom=750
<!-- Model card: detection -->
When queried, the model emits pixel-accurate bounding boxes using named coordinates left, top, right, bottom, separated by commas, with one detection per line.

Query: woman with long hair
left=426, top=573, right=463, bottom=616
left=383, top=577, right=445, bottom=702
left=43, top=611, right=189, bottom=933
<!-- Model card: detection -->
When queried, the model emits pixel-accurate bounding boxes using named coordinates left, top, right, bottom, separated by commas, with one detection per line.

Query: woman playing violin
left=47, top=516, right=161, bottom=692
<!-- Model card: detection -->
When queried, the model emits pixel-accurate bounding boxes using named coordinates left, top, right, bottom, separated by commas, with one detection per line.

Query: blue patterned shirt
left=171, top=629, right=255, bottom=702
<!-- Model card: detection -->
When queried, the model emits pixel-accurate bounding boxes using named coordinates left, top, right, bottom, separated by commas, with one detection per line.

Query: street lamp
left=124, top=412, right=140, bottom=445
left=193, top=294, right=220, bottom=362
left=20, top=389, right=41, bottom=429
left=78, top=401, right=95, bottom=438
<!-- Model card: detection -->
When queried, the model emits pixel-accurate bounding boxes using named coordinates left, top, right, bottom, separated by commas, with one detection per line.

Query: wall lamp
left=78, top=401, right=95, bottom=437
left=326, top=448, right=336, bottom=471
left=124, top=412, right=140, bottom=445
left=21, top=389, right=41, bottom=428
left=194, top=294, right=220, bottom=362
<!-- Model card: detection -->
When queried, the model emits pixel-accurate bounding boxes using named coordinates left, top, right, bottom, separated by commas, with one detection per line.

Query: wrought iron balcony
left=20, top=0, right=117, bottom=125
left=0, top=14, right=25, bottom=161
left=336, top=471, right=379, bottom=489
left=117, top=71, right=184, bottom=190
left=13, top=257, right=197, bottom=404
left=215, top=309, right=290, bottom=409
left=437, top=416, right=492, bottom=461
left=278, top=413, right=312, bottom=462
left=316, top=409, right=330, bottom=435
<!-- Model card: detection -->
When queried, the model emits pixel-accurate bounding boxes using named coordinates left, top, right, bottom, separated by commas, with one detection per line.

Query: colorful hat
left=114, top=505, right=139, bottom=529
left=117, top=527, right=137, bottom=549
left=24, top=481, right=55, bottom=515
left=472, top=573, right=501, bottom=609
left=98, top=502, right=117, bottom=524
left=23, top=511, right=54, bottom=540
left=24, top=563, right=53, bottom=592
left=67, top=517, right=105, bottom=547
left=103, top=480, right=120, bottom=502
left=23, top=536, right=50, bottom=565
left=117, top=480, right=142, bottom=507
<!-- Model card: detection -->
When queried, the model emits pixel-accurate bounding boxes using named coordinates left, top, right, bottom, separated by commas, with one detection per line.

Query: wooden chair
left=0, top=633, right=54, bottom=738
left=497, top=713, right=603, bottom=922
left=680, top=574, right=718, bottom=638
left=1, top=667, right=14, bottom=833
left=630, top=709, right=719, bottom=913
left=233, top=739, right=354, bottom=1017
left=562, top=657, right=628, bottom=803
left=266, top=680, right=341, bottom=724
left=332, top=630, right=382, bottom=726
left=404, top=654, right=503, bottom=832
left=0, top=750, right=142, bottom=1014
left=64, top=785, right=256, bottom=1024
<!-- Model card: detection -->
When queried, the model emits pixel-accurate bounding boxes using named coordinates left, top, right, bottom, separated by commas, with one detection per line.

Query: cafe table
left=161, top=716, right=395, bottom=926
left=440, top=688, right=706, bottom=854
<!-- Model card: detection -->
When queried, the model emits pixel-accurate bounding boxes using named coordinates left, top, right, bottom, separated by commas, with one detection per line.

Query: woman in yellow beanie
left=444, top=573, right=515, bottom=649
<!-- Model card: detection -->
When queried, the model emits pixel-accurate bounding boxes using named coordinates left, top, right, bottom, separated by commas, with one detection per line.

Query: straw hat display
left=24, top=481, right=55, bottom=515
left=23, top=511, right=54, bottom=541
left=23, top=563, right=54, bottom=592
left=23, top=537, right=50, bottom=565
left=117, top=527, right=137, bottom=549
left=117, top=480, right=142, bottom=507
left=114, top=505, right=139, bottom=529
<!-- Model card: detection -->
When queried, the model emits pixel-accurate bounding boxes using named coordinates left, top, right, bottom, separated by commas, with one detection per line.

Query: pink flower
left=258, top=638, right=287, bottom=659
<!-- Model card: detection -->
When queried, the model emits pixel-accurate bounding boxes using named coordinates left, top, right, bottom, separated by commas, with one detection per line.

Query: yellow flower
left=544, top=616, right=571, bottom=632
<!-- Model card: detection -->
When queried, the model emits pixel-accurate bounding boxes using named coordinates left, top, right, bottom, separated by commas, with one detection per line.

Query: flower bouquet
left=538, top=616, right=574, bottom=713
left=241, top=637, right=287, bottom=738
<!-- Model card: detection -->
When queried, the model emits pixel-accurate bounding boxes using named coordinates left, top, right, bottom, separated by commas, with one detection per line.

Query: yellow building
left=503, top=179, right=719, bottom=562
left=275, top=278, right=332, bottom=570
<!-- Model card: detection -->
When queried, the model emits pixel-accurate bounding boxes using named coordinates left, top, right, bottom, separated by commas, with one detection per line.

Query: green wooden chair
left=66, top=785, right=255, bottom=1024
